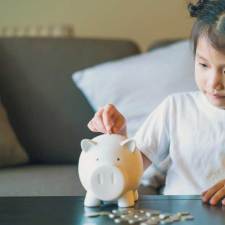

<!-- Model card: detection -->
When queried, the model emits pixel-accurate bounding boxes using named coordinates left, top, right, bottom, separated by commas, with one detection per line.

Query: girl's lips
left=204, top=90, right=225, bottom=99
left=210, top=93, right=225, bottom=99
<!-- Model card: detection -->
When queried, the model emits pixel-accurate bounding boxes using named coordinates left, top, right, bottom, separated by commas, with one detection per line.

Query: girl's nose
left=207, top=72, right=224, bottom=92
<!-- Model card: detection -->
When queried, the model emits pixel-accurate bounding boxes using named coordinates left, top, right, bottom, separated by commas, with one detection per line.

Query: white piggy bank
left=78, top=134, right=143, bottom=208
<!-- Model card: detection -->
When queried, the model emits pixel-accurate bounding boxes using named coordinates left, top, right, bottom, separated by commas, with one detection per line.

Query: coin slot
left=111, top=173, right=114, bottom=184
left=97, top=173, right=103, bottom=184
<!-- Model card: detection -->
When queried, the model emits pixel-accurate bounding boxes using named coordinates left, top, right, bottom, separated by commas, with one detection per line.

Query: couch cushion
left=0, top=37, right=140, bottom=164
left=72, top=40, right=197, bottom=136
left=0, top=101, right=29, bottom=167
left=0, top=164, right=85, bottom=196
left=0, top=164, right=156, bottom=196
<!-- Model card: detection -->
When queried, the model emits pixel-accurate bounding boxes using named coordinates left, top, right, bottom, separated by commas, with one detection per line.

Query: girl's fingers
left=201, top=190, right=207, bottom=196
left=222, top=198, right=225, bottom=205
left=87, top=120, right=98, bottom=132
left=111, top=117, right=125, bottom=134
left=209, top=186, right=225, bottom=205
left=87, top=104, right=126, bottom=135
left=91, top=119, right=106, bottom=133
left=87, top=107, right=106, bottom=133
left=102, top=104, right=116, bottom=133
left=202, top=182, right=224, bottom=203
left=93, top=109, right=107, bottom=133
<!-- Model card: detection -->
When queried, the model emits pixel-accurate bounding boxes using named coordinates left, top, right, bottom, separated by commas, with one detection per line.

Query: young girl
left=87, top=0, right=225, bottom=206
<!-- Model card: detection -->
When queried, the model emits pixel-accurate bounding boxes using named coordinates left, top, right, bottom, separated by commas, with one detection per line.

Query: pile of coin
left=85, top=208, right=194, bottom=224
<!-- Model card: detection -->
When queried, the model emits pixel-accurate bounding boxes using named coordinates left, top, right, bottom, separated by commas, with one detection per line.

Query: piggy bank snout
left=90, top=165, right=125, bottom=201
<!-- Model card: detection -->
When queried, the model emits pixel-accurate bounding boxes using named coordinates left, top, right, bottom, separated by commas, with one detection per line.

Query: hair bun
left=188, top=0, right=208, bottom=18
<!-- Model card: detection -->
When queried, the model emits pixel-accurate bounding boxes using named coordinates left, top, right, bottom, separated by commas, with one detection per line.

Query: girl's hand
left=202, top=179, right=225, bottom=205
left=87, top=104, right=127, bottom=136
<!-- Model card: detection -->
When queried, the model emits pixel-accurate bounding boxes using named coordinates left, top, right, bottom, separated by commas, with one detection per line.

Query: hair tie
left=188, top=0, right=208, bottom=18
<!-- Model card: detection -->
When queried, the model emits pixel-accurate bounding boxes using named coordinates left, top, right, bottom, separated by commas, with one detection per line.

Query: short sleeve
left=132, top=96, right=171, bottom=166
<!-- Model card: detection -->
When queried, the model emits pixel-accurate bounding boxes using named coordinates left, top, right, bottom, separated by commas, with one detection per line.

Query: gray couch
left=0, top=37, right=147, bottom=196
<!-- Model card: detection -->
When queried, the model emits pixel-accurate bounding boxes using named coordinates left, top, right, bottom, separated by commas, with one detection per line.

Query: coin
left=114, top=218, right=122, bottom=223
left=106, top=207, right=194, bottom=224
left=159, top=213, right=170, bottom=220
left=85, top=211, right=109, bottom=217
left=181, top=215, right=194, bottom=220
left=108, top=213, right=116, bottom=218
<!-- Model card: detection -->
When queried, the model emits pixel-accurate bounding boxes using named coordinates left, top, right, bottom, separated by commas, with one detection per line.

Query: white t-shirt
left=133, top=91, right=225, bottom=195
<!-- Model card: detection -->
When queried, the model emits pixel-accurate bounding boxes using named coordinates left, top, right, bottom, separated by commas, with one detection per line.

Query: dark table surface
left=0, top=195, right=224, bottom=225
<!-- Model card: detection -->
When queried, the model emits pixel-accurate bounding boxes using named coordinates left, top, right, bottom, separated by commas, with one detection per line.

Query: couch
left=0, top=37, right=145, bottom=196
left=0, top=37, right=196, bottom=196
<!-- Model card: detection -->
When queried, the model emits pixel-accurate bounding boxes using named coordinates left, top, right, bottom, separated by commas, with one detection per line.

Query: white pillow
left=0, top=101, right=29, bottom=167
left=72, top=40, right=197, bottom=136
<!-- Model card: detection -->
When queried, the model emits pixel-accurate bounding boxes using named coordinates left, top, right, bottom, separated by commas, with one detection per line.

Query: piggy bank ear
left=120, top=138, right=136, bottom=152
left=81, top=139, right=97, bottom=152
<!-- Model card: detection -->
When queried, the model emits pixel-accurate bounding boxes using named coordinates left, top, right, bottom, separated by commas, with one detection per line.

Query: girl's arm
left=141, top=152, right=151, bottom=171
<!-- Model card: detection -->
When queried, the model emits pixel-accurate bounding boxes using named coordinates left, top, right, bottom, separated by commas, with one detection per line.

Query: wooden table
left=0, top=195, right=224, bottom=224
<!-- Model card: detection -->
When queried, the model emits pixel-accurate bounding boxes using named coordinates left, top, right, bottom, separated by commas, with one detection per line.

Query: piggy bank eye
left=96, top=157, right=99, bottom=161
left=117, top=157, right=120, bottom=161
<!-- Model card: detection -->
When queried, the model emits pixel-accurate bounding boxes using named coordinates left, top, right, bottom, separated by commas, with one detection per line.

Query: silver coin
left=174, top=212, right=182, bottom=218
left=120, top=215, right=134, bottom=220
left=120, top=214, right=128, bottom=219
left=114, top=218, right=122, bottom=223
left=139, top=209, right=145, bottom=213
left=128, top=219, right=139, bottom=224
left=137, top=215, right=150, bottom=221
left=112, top=209, right=119, bottom=214
left=160, top=217, right=174, bottom=224
left=180, top=211, right=191, bottom=216
left=145, top=210, right=160, bottom=217
left=107, top=208, right=193, bottom=224
left=181, top=215, right=194, bottom=220
left=140, top=223, right=148, bottom=225
left=145, top=218, right=160, bottom=225
left=112, top=209, right=128, bottom=216
left=108, top=213, right=116, bottom=218
left=159, top=213, right=170, bottom=220
left=85, top=211, right=108, bottom=217
left=148, top=216, right=160, bottom=223
left=170, top=214, right=181, bottom=221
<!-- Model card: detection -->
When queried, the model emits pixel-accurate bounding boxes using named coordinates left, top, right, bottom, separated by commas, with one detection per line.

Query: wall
left=0, top=0, right=194, bottom=51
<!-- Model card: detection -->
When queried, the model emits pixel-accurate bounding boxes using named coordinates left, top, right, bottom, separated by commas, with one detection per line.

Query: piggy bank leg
left=118, top=190, right=134, bottom=207
left=84, top=191, right=101, bottom=207
left=134, top=190, right=138, bottom=201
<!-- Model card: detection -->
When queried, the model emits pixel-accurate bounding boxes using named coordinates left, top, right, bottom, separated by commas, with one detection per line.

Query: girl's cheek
left=222, top=76, right=225, bottom=87
left=195, top=69, right=207, bottom=90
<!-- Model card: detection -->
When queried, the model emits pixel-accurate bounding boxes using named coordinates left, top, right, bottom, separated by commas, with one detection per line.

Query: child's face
left=195, top=35, right=225, bottom=109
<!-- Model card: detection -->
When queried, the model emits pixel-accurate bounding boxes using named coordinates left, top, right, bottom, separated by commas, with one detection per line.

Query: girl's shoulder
left=168, top=91, right=200, bottom=100
left=151, top=91, right=201, bottom=118
left=165, top=91, right=201, bottom=109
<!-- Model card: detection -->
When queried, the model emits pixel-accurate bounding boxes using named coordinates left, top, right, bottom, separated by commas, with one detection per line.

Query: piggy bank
left=78, top=134, right=143, bottom=208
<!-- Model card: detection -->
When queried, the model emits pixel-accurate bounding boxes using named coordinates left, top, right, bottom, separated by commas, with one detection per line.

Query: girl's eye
left=199, top=63, right=208, bottom=68
left=117, top=157, right=120, bottom=161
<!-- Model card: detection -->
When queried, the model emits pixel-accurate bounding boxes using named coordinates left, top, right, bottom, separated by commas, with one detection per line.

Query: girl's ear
left=120, top=138, right=136, bottom=152
left=81, top=139, right=97, bottom=152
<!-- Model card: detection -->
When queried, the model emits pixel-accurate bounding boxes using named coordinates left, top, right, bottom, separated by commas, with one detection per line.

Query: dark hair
left=188, top=0, right=225, bottom=55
